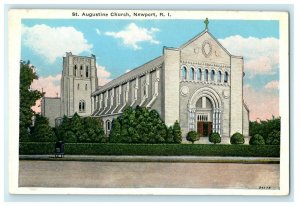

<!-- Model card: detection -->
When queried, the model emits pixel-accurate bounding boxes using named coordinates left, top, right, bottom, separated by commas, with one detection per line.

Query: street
left=19, top=160, right=279, bottom=189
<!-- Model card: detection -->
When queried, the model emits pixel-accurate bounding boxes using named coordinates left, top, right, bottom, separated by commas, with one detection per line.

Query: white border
left=8, top=9, right=289, bottom=196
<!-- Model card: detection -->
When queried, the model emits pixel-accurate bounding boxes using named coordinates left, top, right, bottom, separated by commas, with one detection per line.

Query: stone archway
left=188, top=87, right=222, bottom=136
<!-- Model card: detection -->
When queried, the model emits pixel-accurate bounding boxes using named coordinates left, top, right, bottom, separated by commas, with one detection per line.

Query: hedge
left=19, top=142, right=280, bottom=157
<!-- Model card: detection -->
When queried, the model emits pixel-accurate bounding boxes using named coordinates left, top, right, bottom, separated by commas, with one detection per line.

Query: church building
left=41, top=21, right=249, bottom=142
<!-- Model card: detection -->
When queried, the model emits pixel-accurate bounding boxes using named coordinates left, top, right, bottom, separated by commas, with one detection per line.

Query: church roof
left=179, top=29, right=233, bottom=57
left=92, top=55, right=163, bottom=95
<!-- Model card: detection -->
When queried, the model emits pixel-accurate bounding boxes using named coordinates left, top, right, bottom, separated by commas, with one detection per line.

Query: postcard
left=8, top=9, right=289, bottom=195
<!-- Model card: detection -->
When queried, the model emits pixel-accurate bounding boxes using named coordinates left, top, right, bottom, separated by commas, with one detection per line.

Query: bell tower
left=60, top=52, right=98, bottom=117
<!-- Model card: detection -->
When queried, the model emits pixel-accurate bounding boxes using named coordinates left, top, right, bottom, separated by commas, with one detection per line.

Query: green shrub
left=249, top=117, right=280, bottom=139
left=30, top=115, right=57, bottom=142
left=230, top=132, right=245, bottom=144
left=173, top=120, right=182, bottom=143
left=56, top=113, right=106, bottom=143
left=249, top=134, right=265, bottom=145
left=265, top=130, right=280, bottom=145
left=186, top=131, right=199, bottom=144
left=19, top=142, right=280, bottom=157
left=109, top=106, right=181, bottom=144
left=209, top=132, right=221, bottom=144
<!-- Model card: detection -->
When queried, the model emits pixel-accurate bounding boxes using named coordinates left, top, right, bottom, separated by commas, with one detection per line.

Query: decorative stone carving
left=202, top=40, right=212, bottom=57
left=180, top=86, right=189, bottom=96
left=222, top=90, right=230, bottom=98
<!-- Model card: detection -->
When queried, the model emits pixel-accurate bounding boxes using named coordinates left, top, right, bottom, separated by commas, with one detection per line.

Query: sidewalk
left=19, top=155, right=280, bottom=164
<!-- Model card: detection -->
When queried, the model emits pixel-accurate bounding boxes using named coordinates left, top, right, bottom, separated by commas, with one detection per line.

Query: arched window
left=106, top=120, right=111, bottom=132
left=85, top=84, right=87, bottom=90
left=218, top=71, right=222, bottom=82
left=80, top=65, right=83, bottom=77
left=77, top=83, right=80, bottom=90
left=181, top=66, right=187, bottom=80
left=211, top=70, right=215, bottom=81
left=197, top=68, right=202, bottom=81
left=74, top=65, right=77, bottom=76
left=86, top=66, right=89, bottom=78
left=189, top=67, right=195, bottom=80
left=224, top=72, right=229, bottom=83
left=204, top=69, right=209, bottom=81
left=79, top=100, right=85, bottom=112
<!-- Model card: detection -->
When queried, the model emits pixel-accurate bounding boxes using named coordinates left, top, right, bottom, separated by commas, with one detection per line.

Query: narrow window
left=80, top=65, right=83, bottom=77
left=197, top=68, right=202, bottom=81
left=79, top=101, right=82, bottom=111
left=204, top=69, right=208, bottom=81
left=86, top=66, right=89, bottom=78
left=181, top=66, right=187, bottom=80
left=85, top=84, right=87, bottom=90
left=106, top=120, right=111, bottom=132
left=211, top=70, right=215, bottom=81
left=218, top=71, right=222, bottom=82
left=74, top=65, right=77, bottom=76
left=189, top=67, right=195, bottom=80
left=82, top=101, right=85, bottom=111
left=77, top=83, right=80, bottom=90
left=224, top=72, right=229, bottom=83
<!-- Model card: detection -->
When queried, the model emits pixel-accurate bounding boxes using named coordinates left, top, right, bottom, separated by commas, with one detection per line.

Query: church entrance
left=197, top=121, right=212, bottom=137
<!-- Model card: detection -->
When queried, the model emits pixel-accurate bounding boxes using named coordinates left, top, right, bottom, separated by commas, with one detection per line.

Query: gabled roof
left=179, top=29, right=232, bottom=57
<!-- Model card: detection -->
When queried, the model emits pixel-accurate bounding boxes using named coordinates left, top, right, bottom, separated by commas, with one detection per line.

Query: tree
left=265, top=130, right=280, bottom=145
left=31, top=115, right=56, bottom=142
left=109, top=118, right=122, bottom=143
left=166, top=126, right=174, bottom=143
left=230, top=132, right=245, bottom=144
left=19, top=61, right=44, bottom=141
left=249, top=134, right=265, bottom=145
left=173, top=120, right=182, bottom=143
left=249, top=116, right=280, bottom=139
left=186, top=131, right=199, bottom=144
left=209, top=132, right=221, bottom=144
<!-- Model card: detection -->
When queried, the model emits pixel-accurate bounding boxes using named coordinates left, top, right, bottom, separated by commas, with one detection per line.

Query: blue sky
left=22, top=19, right=280, bottom=120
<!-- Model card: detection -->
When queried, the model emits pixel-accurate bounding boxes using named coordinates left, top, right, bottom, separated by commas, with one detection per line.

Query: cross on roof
left=204, top=18, right=209, bottom=30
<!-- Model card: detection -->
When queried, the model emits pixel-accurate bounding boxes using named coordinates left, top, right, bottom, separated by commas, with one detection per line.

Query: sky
left=21, top=19, right=280, bottom=121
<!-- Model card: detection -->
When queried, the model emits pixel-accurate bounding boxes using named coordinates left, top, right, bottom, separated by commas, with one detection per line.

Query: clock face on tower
left=202, top=40, right=212, bottom=57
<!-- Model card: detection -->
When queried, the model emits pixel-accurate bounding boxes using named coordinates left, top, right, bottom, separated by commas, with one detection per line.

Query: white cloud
left=125, top=69, right=131, bottom=73
left=219, top=35, right=279, bottom=78
left=31, top=74, right=61, bottom=113
left=22, top=24, right=93, bottom=63
left=32, top=74, right=61, bottom=97
left=105, top=23, right=160, bottom=50
left=96, top=64, right=112, bottom=86
left=96, top=28, right=101, bottom=35
left=243, top=84, right=279, bottom=121
left=264, top=80, right=279, bottom=90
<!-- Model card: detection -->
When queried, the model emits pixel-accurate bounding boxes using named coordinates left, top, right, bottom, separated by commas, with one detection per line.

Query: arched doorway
left=188, top=87, right=222, bottom=137
left=195, top=97, right=213, bottom=137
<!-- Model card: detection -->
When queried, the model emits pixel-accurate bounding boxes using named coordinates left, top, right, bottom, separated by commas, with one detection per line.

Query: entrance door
left=197, top=121, right=212, bottom=137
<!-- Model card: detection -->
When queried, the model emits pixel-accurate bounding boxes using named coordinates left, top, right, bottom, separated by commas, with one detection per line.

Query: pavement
left=19, top=155, right=280, bottom=164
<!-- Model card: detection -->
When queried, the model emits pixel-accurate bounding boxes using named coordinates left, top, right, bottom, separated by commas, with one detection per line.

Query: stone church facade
left=41, top=26, right=249, bottom=142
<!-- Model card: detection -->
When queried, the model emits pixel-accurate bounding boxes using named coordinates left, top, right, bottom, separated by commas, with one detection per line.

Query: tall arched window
left=211, top=70, right=215, bottom=81
left=224, top=72, right=229, bottom=83
left=79, top=100, right=85, bottom=112
left=197, top=68, right=202, bottom=81
left=189, top=67, right=195, bottom=80
left=181, top=66, right=187, bottom=80
left=80, top=65, right=83, bottom=77
left=74, top=65, right=77, bottom=76
left=204, top=69, right=209, bottom=81
left=106, top=120, right=111, bottom=133
left=218, top=71, right=222, bottom=82
left=86, top=66, right=89, bottom=78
